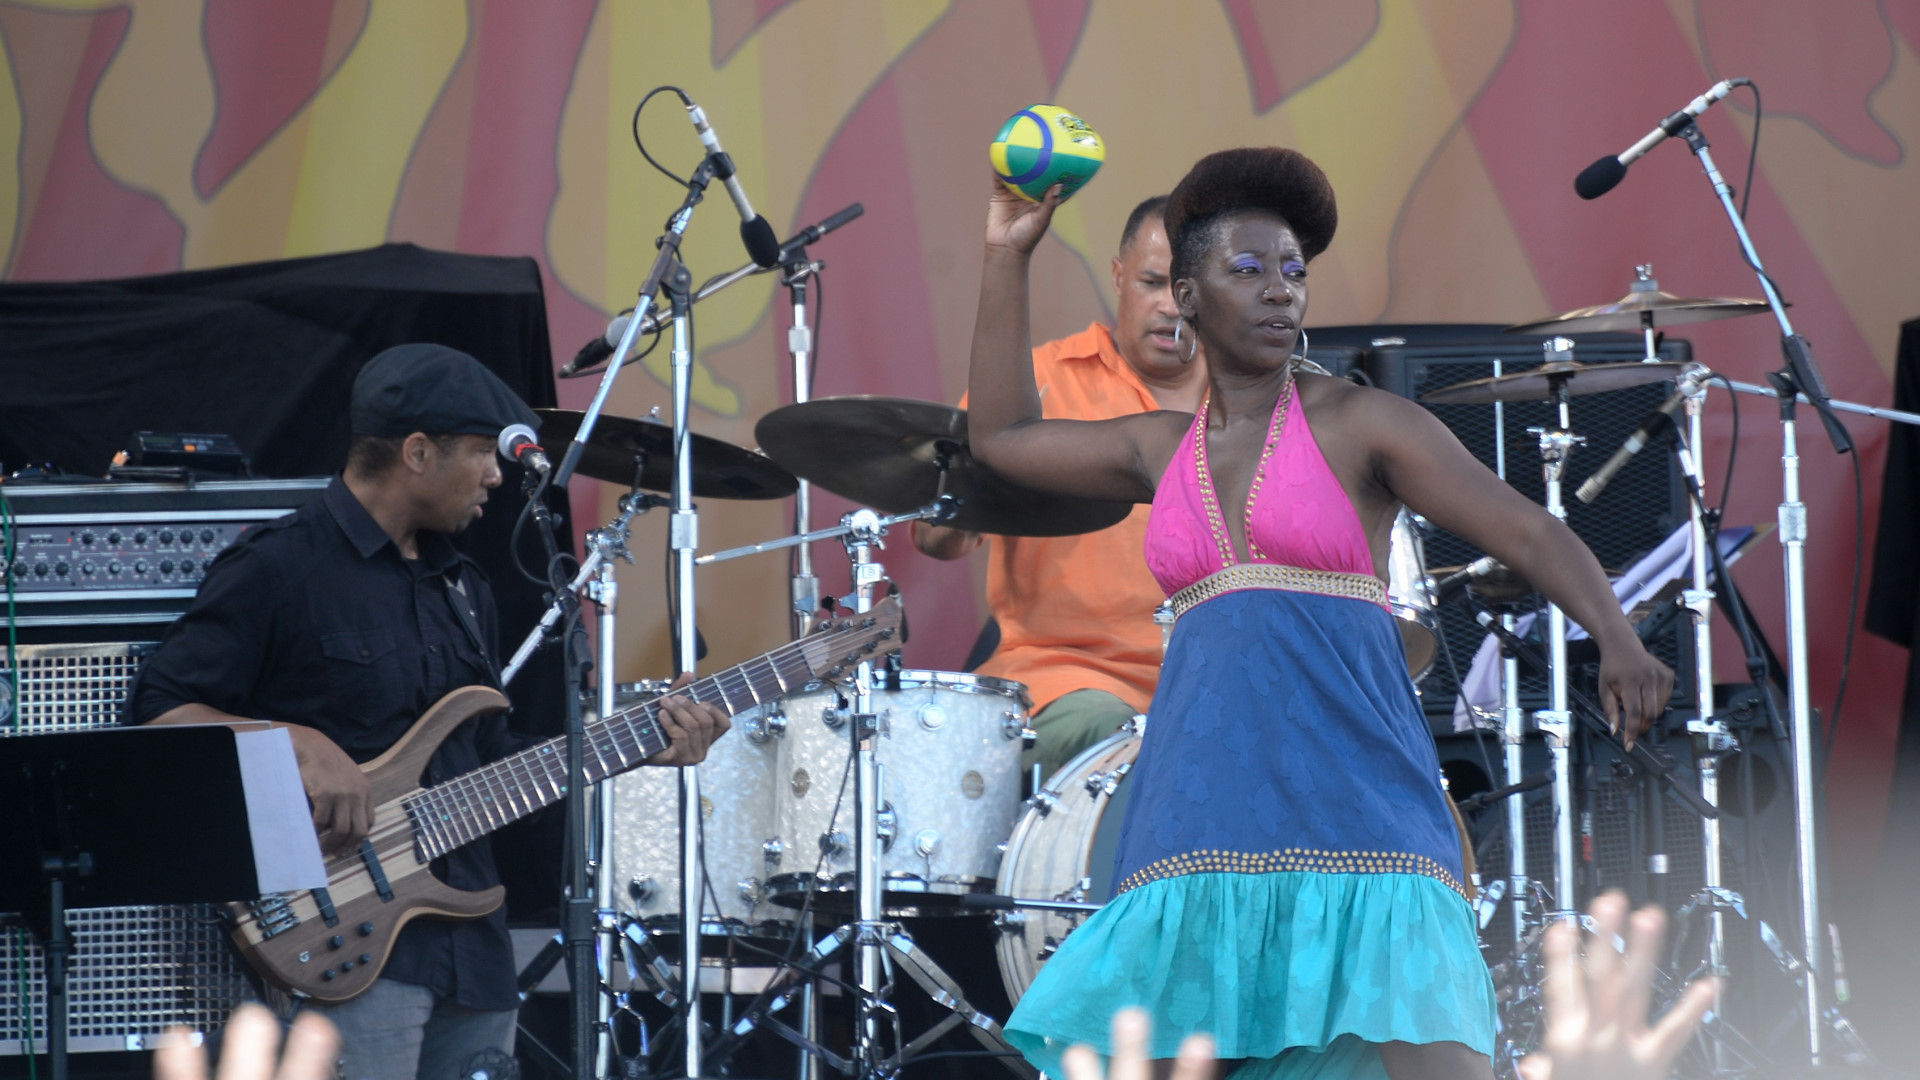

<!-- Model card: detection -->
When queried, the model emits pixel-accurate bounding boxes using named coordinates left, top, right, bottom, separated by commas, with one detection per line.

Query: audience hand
left=1520, top=891, right=1715, bottom=1080
left=156, top=1003, right=338, bottom=1080
left=1061, top=1008, right=1216, bottom=1080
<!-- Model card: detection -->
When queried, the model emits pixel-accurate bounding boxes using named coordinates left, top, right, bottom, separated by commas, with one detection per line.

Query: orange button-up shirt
left=963, top=323, right=1166, bottom=714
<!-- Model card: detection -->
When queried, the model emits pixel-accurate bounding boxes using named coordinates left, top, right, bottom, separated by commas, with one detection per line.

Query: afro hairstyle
left=1164, top=147, right=1338, bottom=284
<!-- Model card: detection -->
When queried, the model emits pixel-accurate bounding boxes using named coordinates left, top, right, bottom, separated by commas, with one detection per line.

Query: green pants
left=1024, top=688, right=1142, bottom=781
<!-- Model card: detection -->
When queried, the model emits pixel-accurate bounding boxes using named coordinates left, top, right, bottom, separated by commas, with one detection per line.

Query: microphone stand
left=1673, top=118, right=1855, bottom=1061
left=546, top=152, right=721, bottom=1080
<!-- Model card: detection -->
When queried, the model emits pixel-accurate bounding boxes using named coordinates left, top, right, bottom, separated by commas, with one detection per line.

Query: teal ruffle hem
left=1003, top=870, right=1496, bottom=1078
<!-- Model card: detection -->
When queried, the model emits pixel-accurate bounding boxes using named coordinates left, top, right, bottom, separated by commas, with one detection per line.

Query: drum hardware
left=532, top=407, right=797, bottom=500
left=697, top=504, right=1036, bottom=1078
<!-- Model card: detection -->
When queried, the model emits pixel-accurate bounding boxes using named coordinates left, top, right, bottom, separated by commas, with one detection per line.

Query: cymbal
left=754, top=396, right=1134, bottom=537
left=1419, top=361, right=1691, bottom=406
left=1504, top=288, right=1771, bottom=336
left=534, top=409, right=798, bottom=500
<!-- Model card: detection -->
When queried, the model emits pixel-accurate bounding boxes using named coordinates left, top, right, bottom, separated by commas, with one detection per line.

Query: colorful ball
left=989, top=105, right=1106, bottom=202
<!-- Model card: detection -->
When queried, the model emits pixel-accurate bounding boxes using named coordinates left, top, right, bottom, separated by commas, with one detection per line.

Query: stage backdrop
left=1, top=0, right=1915, bottom=875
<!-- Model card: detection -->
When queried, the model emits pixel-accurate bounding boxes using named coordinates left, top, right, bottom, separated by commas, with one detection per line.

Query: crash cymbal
left=534, top=409, right=797, bottom=500
left=1419, top=361, right=1691, bottom=405
left=1504, top=266, right=1772, bottom=336
left=754, top=396, right=1134, bottom=537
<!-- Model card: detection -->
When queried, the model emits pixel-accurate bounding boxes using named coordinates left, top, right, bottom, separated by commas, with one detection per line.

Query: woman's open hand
left=985, top=176, right=1064, bottom=256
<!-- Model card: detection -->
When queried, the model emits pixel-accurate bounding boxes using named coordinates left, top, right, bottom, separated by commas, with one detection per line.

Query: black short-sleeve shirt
left=130, top=476, right=522, bottom=1011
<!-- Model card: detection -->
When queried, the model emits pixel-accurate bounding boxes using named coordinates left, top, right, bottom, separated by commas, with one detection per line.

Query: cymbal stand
left=1491, top=357, right=1531, bottom=955
left=1526, top=339, right=1585, bottom=919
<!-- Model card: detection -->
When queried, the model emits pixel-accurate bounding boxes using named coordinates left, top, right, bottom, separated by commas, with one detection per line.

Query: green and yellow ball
left=989, top=104, right=1105, bottom=202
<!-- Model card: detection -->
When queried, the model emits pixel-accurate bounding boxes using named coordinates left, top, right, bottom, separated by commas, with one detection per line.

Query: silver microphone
left=1574, top=78, right=1748, bottom=199
left=686, top=102, right=780, bottom=267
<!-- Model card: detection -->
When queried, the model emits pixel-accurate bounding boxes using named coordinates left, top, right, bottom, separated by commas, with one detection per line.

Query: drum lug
left=628, top=875, right=656, bottom=905
left=762, top=837, right=785, bottom=869
left=1125, top=713, right=1147, bottom=737
left=822, top=704, right=849, bottom=730
left=917, top=703, right=948, bottom=730
left=876, top=802, right=898, bottom=851
left=745, top=706, right=787, bottom=743
left=1025, top=790, right=1059, bottom=816
left=736, top=878, right=763, bottom=908
left=820, top=830, right=850, bottom=858
left=994, top=909, right=1027, bottom=931
left=1002, top=710, right=1036, bottom=745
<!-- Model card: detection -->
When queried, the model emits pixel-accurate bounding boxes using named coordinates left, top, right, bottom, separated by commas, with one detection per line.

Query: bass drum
left=994, top=720, right=1143, bottom=1004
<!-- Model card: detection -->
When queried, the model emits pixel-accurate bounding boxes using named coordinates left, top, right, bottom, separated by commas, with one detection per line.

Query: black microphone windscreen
left=1574, top=156, right=1628, bottom=200
left=742, top=215, right=781, bottom=268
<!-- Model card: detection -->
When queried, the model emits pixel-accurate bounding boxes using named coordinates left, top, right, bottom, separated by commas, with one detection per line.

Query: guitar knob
left=359, top=954, right=372, bottom=965
left=321, top=969, right=337, bottom=981
left=359, top=922, right=375, bottom=936
left=340, top=960, right=355, bottom=972
left=329, top=935, right=345, bottom=949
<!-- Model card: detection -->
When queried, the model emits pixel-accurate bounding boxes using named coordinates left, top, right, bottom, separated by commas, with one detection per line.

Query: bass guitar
left=230, top=595, right=903, bottom=1001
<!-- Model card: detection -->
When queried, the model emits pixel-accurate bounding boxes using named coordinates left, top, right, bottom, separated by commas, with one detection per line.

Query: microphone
left=1431, top=556, right=1503, bottom=603
left=497, top=423, right=549, bottom=475
left=1575, top=366, right=1708, bottom=504
left=777, top=203, right=865, bottom=263
left=1575, top=78, right=1748, bottom=199
left=686, top=102, right=780, bottom=267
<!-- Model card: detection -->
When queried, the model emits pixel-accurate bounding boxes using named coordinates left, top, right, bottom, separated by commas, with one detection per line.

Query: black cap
left=351, top=344, right=539, bottom=438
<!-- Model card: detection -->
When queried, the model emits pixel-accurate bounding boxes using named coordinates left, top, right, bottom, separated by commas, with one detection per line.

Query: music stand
left=0, top=725, right=322, bottom=1080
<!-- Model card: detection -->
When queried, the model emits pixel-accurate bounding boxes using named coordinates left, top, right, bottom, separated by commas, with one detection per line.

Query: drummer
left=913, top=196, right=1205, bottom=778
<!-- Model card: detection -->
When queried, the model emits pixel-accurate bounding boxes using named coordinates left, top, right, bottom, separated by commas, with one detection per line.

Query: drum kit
left=510, top=260, right=1908, bottom=1079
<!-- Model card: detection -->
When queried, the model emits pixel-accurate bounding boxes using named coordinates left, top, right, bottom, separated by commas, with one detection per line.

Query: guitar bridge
left=247, top=895, right=301, bottom=939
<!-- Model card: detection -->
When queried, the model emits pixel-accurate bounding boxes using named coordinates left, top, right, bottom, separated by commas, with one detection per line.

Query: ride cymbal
left=754, top=396, right=1134, bottom=537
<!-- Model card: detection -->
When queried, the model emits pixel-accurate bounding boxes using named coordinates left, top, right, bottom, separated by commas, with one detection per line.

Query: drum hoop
left=886, top=669, right=1033, bottom=707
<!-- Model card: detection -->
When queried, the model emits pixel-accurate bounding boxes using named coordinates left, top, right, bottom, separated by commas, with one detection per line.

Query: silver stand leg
left=797, top=981, right=818, bottom=1080
left=666, top=270, right=706, bottom=1080
left=592, top=558, right=621, bottom=1078
left=1504, top=619, right=1528, bottom=948
left=1779, top=407, right=1822, bottom=1060
left=1492, top=360, right=1530, bottom=950
left=786, top=268, right=820, bottom=639
left=846, top=513, right=888, bottom=1072
left=1529, top=340, right=1585, bottom=918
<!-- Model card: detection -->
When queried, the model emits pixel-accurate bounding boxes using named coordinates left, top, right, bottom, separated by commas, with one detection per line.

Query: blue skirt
left=1004, top=588, right=1495, bottom=1075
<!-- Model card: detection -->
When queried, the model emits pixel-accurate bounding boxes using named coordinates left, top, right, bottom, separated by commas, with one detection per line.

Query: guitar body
left=228, top=685, right=511, bottom=1003
left=226, top=597, right=904, bottom=1002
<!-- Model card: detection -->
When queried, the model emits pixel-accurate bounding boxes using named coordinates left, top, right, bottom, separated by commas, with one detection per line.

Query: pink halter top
left=1145, top=378, right=1376, bottom=596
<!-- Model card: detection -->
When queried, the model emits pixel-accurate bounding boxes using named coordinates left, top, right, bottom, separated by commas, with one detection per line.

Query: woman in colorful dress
left=967, top=148, right=1674, bottom=1079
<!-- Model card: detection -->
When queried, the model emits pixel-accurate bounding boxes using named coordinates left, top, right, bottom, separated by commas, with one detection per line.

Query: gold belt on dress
left=1167, top=563, right=1388, bottom=619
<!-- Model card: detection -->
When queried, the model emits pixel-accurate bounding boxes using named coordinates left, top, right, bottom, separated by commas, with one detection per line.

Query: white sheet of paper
left=233, top=727, right=329, bottom=892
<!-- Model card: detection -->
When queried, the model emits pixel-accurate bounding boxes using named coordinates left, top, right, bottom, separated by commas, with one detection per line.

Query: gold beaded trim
left=1191, top=369, right=1296, bottom=567
left=1168, top=563, right=1388, bottom=618
left=1116, top=846, right=1466, bottom=898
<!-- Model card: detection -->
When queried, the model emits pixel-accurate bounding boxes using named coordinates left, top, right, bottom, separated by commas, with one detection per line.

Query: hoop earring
left=1292, top=328, right=1309, bottom=363
left=1174, top=319, right=1198, bottom=365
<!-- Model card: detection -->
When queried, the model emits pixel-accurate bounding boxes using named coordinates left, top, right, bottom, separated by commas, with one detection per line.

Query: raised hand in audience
left=1062, top=1007, right=1218, bottom=1080
left=1520, top=891, right=1716, bottom=1080
left=156, top=1003, right=339, bottom=1080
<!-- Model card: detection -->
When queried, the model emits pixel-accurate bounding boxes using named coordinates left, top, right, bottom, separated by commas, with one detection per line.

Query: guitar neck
left=403, top=602, right=899, bottom=860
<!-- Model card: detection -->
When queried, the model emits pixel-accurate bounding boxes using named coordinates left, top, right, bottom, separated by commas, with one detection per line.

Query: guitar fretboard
left=401, top=603, right=897, bottom=860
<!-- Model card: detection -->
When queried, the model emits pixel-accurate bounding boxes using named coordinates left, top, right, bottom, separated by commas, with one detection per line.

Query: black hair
left=347, top=432, right=465, bottom=475
left=1117, top=195, right=1169, bottom=252
left=1164, top=148, right=1338, bottom=284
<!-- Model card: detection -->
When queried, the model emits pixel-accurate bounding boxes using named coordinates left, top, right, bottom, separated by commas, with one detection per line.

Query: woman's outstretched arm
left=966, top=179, right=1187, bottom=503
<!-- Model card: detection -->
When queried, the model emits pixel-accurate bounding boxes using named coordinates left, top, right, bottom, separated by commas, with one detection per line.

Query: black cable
left=509, top=470, right=556, bottom=586
left=1737, top=82, right=1762, bottom=223
left=1823, top=443, right=1865, bottom=766
left=632, top=86, right=693, bottom=188
left=1712, top=374, right=1741, bottom=512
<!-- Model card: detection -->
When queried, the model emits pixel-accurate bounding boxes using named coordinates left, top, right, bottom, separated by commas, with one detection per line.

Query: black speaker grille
left=1362, top=335, right=1693, bottom=713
